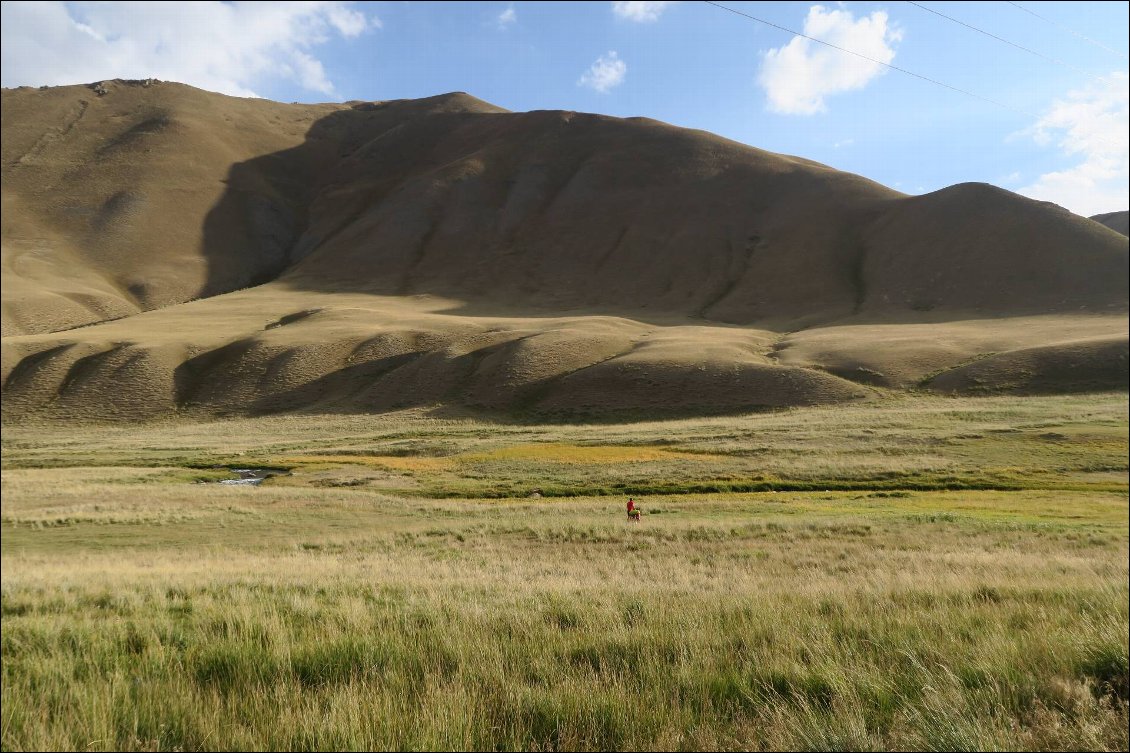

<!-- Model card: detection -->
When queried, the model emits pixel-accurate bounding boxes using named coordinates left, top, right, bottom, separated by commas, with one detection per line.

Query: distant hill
left=2, top=81, right=1126, bottom=421
left=1090, top=211, right=1129, bottom=237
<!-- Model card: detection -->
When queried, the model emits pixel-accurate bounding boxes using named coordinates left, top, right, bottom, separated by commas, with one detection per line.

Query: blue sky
left=2, top=1, right=1127, bottom=215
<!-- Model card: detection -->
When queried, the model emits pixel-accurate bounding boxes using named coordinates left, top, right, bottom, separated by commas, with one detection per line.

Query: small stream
left=217, top=468, right=279, bottom=486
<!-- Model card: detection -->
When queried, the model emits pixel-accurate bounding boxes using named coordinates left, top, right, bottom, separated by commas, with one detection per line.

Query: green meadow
left=2, top=393, right=1127, bottom=750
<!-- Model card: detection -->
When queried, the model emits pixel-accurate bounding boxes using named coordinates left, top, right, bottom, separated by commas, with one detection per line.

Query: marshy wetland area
left=1, top=392, right=1127, bottom=750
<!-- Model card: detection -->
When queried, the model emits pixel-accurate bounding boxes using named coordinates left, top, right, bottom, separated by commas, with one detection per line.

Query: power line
left=702, top=0, right=1038, bottom=119
left=906, top=1, right=1109, bottom=83
left=703, top=0, right=1125, bottom=153
left=1005, top=1, right=1128, bottom=60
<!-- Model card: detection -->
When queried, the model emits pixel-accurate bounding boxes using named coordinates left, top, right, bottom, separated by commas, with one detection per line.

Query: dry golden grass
left=271, top=444, right=719, bottom=479
left=3, top=483, right=1127, bottom=750
left=2, top=394, right=1127, bottom=750
left=460, top=443, right=721, bottom=464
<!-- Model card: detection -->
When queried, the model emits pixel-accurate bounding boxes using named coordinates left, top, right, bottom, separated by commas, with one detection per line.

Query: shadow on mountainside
left=198, top=97, right=1129, bottom=327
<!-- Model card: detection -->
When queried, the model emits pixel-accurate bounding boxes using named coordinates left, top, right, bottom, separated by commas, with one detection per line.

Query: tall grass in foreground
left=3, top=566, right=1127, bottom=750
left=3, top=490, right=1127, bottom=750
left=2, top=395, right=1127, bottom=750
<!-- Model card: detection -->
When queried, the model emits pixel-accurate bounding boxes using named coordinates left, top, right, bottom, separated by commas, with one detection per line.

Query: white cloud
left=0, top=1, right=378, bottom=99
left=328, top=4, right=376, bottom=36
left=498, top=4, right=517, bottom=28
left=612, top=1, right=676, bottom=23
left=1017, top=73, right=1129, bottom=217
left=758, top=5, right=901, bottom=115
left=290, top=50, right=334, bottom=95
left=578, top=51, right=627, bottom=93
left=833, top=138, right=854, bottom=148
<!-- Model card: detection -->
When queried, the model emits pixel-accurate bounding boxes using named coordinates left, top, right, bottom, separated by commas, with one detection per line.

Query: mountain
left=1090, top=211, right=1129, bottom=237
left=2, top=81, right=1126, bottom=421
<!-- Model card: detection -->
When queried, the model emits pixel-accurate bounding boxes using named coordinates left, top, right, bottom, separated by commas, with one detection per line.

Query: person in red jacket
left=627, top=498, right=641, bottom=522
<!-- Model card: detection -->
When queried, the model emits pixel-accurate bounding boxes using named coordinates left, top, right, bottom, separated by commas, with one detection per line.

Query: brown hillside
left=3, top=81, right=336, bottom=335
left=1, top=82, right=1126, bottom=421
left=1090, top=211, right=1129, bottom=237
